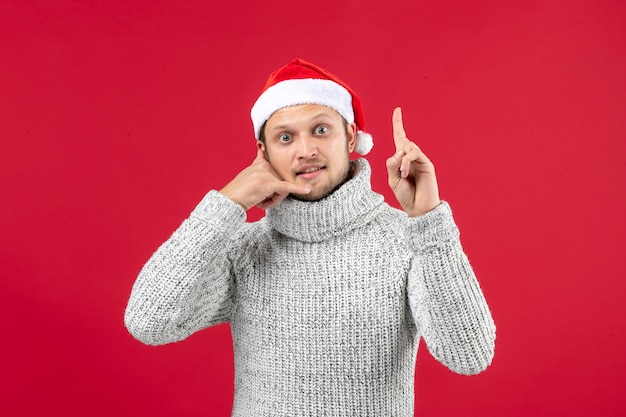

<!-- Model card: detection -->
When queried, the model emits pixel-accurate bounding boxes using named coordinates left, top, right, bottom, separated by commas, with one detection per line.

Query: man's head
left=258, top=103, right=356, bottom=201
left=250, top=58, right=372, bottom=200
left=251, top=58, right=373, bottom=156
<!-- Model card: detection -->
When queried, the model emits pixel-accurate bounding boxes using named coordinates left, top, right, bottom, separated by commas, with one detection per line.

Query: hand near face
left=386, top=107, right=441, bottom=217
left=220, top=148, right=311, bottom=210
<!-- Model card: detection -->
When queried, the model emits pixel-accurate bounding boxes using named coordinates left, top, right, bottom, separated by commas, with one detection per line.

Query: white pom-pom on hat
left=354, top=131, right=374, bottom=155
left=251, top=58, right=374, bottom=155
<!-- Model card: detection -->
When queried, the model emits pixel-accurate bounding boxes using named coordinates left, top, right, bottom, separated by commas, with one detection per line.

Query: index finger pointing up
left=392, top=107, right=407, bottom=151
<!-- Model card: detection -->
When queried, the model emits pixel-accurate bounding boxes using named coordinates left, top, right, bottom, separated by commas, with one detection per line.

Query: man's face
left=259, top=104, right=357, bottom=201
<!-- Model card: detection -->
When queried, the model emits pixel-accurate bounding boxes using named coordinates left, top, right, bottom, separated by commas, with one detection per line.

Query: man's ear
left=347, top=123, right=357, bottom=153
left=257, top=140, right=269, bottom=159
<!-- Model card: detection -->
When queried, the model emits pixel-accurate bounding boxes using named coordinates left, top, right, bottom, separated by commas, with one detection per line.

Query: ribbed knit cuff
left=190, top=190, right=246, bottom=237
left=408, top=201, right=460, bottom=253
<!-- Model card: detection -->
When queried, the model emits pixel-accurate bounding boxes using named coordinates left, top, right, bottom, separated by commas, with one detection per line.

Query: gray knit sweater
left=125, top=158, right=496, bottom=416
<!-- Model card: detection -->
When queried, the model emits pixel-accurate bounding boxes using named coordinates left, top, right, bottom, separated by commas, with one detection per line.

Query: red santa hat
left=251, top=58, right=374, bottom=155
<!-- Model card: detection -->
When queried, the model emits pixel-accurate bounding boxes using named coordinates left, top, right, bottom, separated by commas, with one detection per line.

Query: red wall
left=2, top=1, right=625, bottom=416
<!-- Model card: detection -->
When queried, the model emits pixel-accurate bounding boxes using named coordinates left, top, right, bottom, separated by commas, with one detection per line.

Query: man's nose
left=296, top=135, right=318, bottom=158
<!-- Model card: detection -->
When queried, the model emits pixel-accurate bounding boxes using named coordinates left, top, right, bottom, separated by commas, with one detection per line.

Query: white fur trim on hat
left=251, top=78, right=354, bottom=139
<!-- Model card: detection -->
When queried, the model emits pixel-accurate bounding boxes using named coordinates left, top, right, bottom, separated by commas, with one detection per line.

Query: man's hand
left=386, top=107, right=441, bottom=217
left=220, top=149, right=311, bottom=211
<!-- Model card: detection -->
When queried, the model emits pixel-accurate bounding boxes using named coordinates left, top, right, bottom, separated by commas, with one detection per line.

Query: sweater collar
left=266, top=158, right=385, bottom=242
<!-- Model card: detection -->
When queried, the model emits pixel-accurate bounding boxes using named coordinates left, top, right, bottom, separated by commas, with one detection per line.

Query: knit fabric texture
left=125, top=158, right=496, bottom=417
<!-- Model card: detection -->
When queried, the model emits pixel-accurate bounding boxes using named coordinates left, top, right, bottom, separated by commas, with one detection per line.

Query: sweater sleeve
left=124, top=191, right=245, bottom=346
left=406, top=202, right=496, bottom=375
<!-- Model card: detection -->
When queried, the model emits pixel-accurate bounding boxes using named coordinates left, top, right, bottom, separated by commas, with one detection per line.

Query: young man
left=125, top=58, right=496, bottom=416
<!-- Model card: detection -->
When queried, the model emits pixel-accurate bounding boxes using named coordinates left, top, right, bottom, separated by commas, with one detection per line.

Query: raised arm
left=386, top=107, right=495, bottom=374
left=125, top=146, right=310, bottom=345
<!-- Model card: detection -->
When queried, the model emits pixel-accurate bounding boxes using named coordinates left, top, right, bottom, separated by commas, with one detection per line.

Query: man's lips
left=296, top=165, right=325, bottom=179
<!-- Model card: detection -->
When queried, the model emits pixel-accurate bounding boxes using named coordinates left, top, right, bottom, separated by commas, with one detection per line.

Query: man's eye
left=315, top=126, right=328, bottom=135
left=279, top=133, right=292, bottom=142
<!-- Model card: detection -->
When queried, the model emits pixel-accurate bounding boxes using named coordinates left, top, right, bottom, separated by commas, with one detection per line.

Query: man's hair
left=258, top=122, right=268, bottom=145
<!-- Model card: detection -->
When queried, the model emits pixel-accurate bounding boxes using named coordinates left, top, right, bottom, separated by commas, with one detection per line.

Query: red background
left=2, top=1, right=625, bottom=416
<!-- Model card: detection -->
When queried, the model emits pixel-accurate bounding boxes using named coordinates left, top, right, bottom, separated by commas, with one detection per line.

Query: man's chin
left=290, top=181, right=345, bottom=202
left=290, top=189, right=331, bottom=202
left=289, top=163, right=355, bottom=202
left=290, top=166, right=355, bottom=202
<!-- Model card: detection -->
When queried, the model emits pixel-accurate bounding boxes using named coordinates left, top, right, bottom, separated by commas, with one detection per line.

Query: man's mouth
left=296, top=165, right=325, bottom=179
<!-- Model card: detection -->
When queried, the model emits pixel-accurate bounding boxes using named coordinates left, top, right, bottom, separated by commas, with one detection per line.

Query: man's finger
left=256, top=194, right=283, bottom=210
left=273, top=181, right=311, bottom=196
left=392, top=107, right=408, bottom=151
left=386, top=153, right=402, bottom=181
left=253, top=148, right=284, bottom=180
left=256, top=181, right=311, bottom=210
left=255, top=147, right=268, bottom=161
left=400, top=146, right=435, bottom=177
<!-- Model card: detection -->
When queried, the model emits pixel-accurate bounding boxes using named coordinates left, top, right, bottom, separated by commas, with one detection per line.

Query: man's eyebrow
left=268, top=123, right=290, bottom=132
